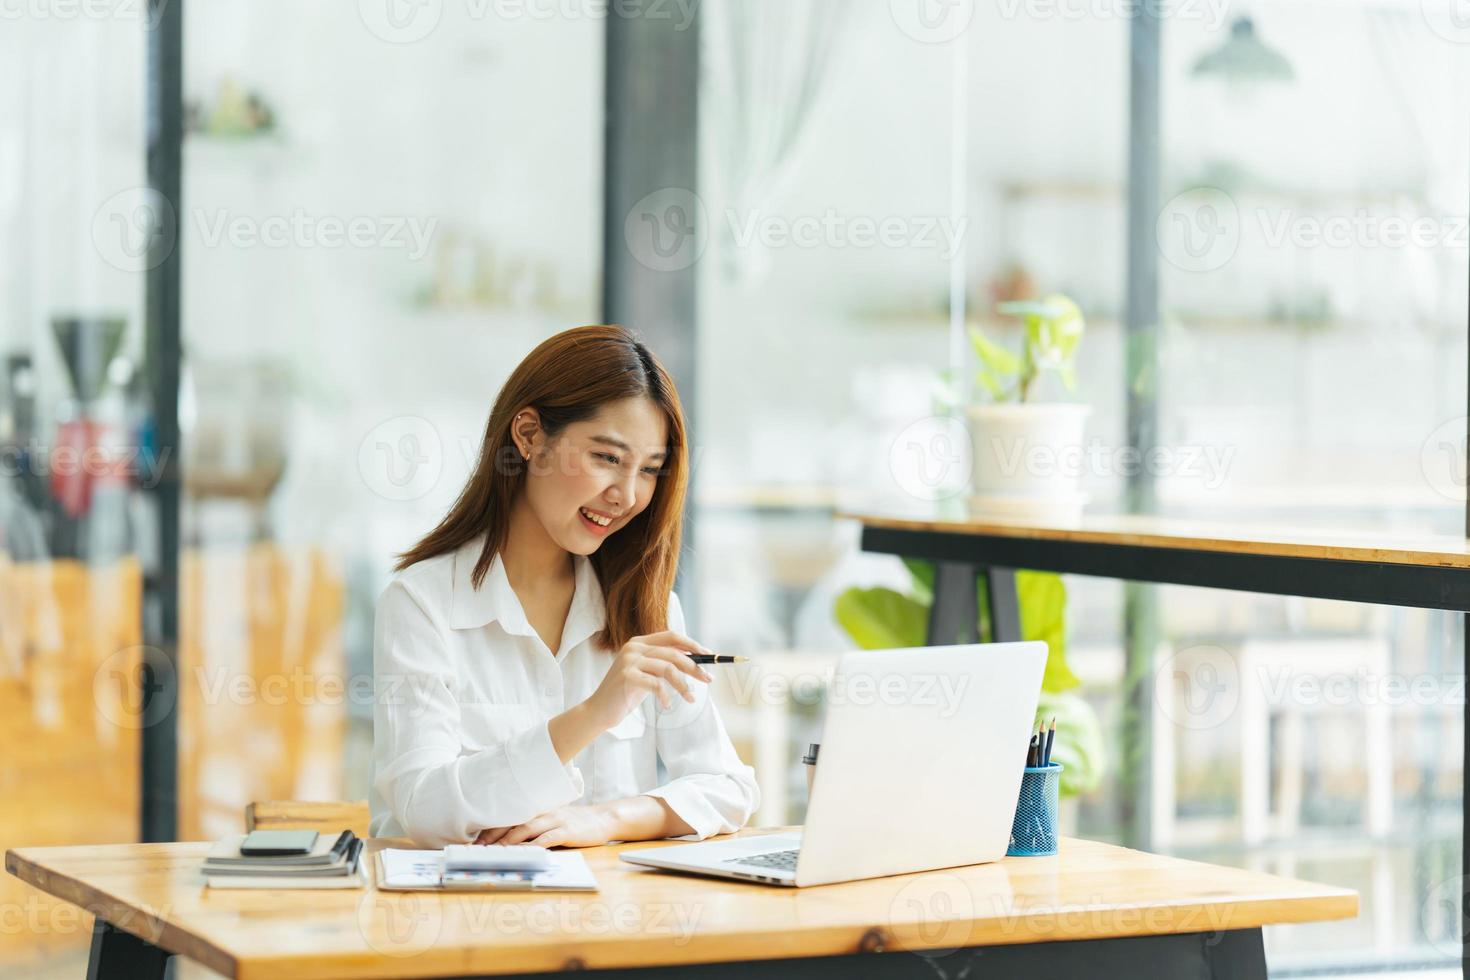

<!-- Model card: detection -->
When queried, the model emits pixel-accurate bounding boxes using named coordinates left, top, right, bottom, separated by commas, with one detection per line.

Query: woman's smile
left=578, top=505, right=617, bottom=535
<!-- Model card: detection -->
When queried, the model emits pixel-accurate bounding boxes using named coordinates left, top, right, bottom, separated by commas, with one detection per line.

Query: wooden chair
left=244, top=800, right=370, bottom=838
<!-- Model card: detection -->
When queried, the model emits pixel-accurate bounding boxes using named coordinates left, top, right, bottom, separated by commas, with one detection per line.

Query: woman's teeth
left=580, top=507, right=612, bottom=527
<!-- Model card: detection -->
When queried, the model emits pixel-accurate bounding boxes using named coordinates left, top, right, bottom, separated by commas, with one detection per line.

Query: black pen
left=689, top=654, right=748, bottom=665
left=1043, top=717, right=1056, bottom=766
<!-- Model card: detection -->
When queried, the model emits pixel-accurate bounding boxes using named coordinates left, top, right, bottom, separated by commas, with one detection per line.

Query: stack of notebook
left=203, top=830, right=366, bottom=889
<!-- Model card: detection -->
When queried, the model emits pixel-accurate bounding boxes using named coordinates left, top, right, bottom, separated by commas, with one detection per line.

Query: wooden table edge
left=5, top=846, right=239, bottom=979
left=835, top=510, right=1470, bottom=570
left=225, top=892, right=1361, bottom=980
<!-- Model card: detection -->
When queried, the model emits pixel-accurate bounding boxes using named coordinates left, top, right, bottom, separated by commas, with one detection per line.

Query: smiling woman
left=371, top=324, right=759, bottom=848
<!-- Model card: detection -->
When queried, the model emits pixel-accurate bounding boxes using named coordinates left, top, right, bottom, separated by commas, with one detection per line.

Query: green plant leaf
left=968, top=326, right=1021, bottom=378
left=974, top=369, right=1005, bottom=399
left=1000, top=294, right=1085, bottom=392
left=832, top=586, right=928, bottom=650
left=1035, top=689, right=1105, bottom=796
left=901, top=558, right=935, bottom=606
left=1016, top=570, right=1080, bottom=691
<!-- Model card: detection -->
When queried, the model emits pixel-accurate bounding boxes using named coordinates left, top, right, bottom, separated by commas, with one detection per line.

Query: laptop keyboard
left=725, top=848, right=800, bottom=872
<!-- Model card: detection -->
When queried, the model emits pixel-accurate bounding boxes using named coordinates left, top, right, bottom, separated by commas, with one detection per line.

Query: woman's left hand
left=475, top=804, right=618, bottom=848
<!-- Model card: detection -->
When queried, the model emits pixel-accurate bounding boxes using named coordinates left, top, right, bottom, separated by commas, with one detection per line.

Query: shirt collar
left=449, top=536, right=607, bottom=654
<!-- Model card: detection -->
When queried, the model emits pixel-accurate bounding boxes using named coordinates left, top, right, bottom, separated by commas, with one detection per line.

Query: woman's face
left=518, top=396, right=670, bottom=556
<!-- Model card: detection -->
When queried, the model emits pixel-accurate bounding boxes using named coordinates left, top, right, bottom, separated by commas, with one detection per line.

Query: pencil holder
left=1007, top=763, right=1062, bottom=857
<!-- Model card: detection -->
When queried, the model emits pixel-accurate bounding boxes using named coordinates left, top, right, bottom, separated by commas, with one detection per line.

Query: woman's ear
left=511, top=407, right=542, bottom=459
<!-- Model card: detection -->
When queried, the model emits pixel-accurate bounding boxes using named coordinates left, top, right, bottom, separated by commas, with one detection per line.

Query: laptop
left=620, top=642, right=1046, bottom=887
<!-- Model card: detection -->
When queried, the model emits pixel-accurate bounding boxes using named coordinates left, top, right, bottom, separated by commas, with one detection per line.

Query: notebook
left=204, top=832, right=366, bottom=890
left=207, top=830, right=355, bottom=867
left=204, top=859, right=370, bottom=890
left=376, top=848, right=599, bottom=892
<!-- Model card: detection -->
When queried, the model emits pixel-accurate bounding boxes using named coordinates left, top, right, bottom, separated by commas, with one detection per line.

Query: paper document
left=376, top=848, right=599, bottom=892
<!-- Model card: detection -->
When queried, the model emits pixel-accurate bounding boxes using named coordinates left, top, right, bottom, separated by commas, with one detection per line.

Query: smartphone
left=240, top=829, right=319, bottom=856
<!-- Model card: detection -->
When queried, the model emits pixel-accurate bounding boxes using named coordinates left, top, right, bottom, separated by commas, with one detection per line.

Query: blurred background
left=2, top=0, right=1467, bottom=976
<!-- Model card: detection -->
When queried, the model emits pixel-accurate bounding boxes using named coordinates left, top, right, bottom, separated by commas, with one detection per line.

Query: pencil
left=688, top=654, right=748, bottom=665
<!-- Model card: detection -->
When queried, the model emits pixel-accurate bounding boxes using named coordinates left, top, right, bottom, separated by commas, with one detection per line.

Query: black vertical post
left=602, top=10, right=700, bottom=622
left=142, top=0, right=183, bottom=843
left=1120, top=2, right=1161, bottom=851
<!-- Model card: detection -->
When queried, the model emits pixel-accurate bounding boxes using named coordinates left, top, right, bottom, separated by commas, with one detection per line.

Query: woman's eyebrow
left=591, top=435, right=668, bottom=460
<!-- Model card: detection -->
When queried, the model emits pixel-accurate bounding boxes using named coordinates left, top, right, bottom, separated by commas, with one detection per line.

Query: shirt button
left=543, top=686, right=555, bottom=697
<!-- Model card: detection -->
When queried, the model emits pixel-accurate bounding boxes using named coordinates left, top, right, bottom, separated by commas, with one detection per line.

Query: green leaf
left=974, top=369, right=1005, bottom=399
left=1003, top=294, right=1085, bottom=380
left=1016, top=570, right=1080, bottom=691
left=901, top=558, right=935, bottom=605
left=832, top=586, right=928, bottom=650
left=968, top=327, right=1021, bottom=378
left=1035, top=689, right=1105, bottom=796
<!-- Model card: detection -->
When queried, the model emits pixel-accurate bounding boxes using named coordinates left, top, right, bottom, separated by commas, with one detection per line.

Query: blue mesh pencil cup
left=1007, top=763, right=1063, bottom=856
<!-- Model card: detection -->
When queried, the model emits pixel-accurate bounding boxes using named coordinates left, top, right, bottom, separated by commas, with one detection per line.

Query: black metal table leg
left=87, top=919, right=170, bottom=980
left=985, top=566, right=1021, bottom=643
left=927, top=561, right=980, bottom=645
left=925, top=563, right=1024, bottom=647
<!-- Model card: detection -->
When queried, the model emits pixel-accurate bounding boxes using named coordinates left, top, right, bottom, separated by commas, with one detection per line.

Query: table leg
left=86, top=919, right=171, bottom=980
left=482, top=927, right=1266, bottom=979
left=926, top=561, right=980, bottom=645
left=985, top=566, right=1021, bottom=643
left=925, top=563, right=1022, bottom=646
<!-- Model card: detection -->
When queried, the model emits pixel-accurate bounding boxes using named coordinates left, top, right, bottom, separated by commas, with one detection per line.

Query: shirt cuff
left=641, top=781, right=726, bottom=841
left=505, top=720, right=584, bottom=812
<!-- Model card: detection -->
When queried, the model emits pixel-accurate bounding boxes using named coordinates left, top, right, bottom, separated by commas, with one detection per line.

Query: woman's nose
left=609, top=474, right=637, bottom=512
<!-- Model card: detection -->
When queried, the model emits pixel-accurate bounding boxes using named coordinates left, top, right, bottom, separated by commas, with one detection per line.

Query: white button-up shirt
left=369, top=536, right=760, bottom=847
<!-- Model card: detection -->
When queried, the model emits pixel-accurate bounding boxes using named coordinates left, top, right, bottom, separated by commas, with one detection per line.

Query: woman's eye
left=595, top=452, right=619, bottom=465
left=641, top=467, right=663, bottom=477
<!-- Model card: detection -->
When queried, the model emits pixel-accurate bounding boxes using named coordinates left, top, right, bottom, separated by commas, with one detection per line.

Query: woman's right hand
left=585, top=631, right=715, bottom=730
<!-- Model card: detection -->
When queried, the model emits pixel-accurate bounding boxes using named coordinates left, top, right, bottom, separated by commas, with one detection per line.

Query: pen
left=1043, top=717, right=1056, bottom=766
left=689, top=654, right=748, bottom=665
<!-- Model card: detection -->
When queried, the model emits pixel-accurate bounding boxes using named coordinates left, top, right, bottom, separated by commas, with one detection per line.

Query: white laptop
left=620, top=642, right=1046, bottom=887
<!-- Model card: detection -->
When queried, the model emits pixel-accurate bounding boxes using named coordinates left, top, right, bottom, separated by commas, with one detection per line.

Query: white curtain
left=1367, top=7, right=1470, bottom=329
left=702, top=0, right=857, bottom=282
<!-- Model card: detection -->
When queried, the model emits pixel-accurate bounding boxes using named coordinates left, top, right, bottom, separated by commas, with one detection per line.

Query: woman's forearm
left=546, top=702, right=608, bottom=763
left=596, top=794, right=695, bottom=841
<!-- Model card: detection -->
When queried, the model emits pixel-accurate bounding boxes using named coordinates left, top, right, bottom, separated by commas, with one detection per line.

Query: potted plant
left=968, top=295, right=1089, bottom=521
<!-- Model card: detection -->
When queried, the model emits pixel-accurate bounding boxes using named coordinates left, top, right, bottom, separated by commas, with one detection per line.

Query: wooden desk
left=7, top=828, right=1355, bottom=979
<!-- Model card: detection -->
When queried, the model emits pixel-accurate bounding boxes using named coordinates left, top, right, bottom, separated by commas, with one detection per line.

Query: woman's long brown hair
left=394, top=324, right=688, bottom=651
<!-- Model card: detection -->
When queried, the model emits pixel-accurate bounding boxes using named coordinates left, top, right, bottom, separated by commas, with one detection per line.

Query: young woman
left=369, top=324, right=759, bottom=848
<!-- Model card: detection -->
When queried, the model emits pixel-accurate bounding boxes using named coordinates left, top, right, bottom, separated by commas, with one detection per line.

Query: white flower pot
left=966, top=403, right=1091, bottom=521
